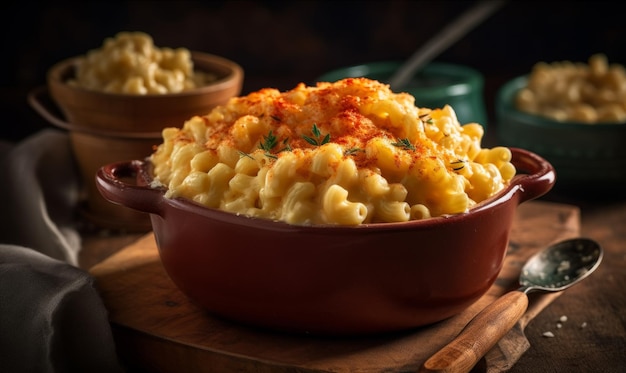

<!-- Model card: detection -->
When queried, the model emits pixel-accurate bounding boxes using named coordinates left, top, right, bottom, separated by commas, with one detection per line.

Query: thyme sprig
left=278, top=138, right=292, bottom=152
left=239, top=130, right=291, bottom=160
left=419, top=113, right=434, bottom=124
left=302, top=123, right=330, bottom=147
left=391, top=138, right=416, bottom=151
left=259, top=130, right=278, bottom=153
left=259, top=131, right=291, bottom=159
left=450, top=159, right=466, bottom=171
left=344, top=147, right=364, bottom=156
left=238, top=151, right=254, bottom=159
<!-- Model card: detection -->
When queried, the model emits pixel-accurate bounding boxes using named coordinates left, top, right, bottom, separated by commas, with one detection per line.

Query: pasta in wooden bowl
left=30, top=31, right=244, bottom=230
left=96, top=78, right=555, bottom=335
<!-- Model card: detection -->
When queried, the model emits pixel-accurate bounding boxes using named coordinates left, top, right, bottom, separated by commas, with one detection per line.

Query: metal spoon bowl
left=420, top=237, right=603, bottom=373
left=521, top=238, right=602, bottom=292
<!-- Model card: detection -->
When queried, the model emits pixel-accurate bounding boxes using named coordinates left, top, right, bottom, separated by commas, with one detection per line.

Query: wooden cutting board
left=89, top=200, right=580, bottom=373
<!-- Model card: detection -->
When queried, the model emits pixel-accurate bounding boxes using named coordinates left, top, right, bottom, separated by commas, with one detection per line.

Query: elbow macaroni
left=150, top=78, right=516, bottom=225
left=69, top=31, right=216, bottom=94
left=515, top=54, right=626, bottom=124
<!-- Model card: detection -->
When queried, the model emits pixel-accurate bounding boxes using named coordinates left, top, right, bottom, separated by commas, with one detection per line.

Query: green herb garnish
left=250, top=130, right=292, bottom=159
left=302, top=123, right=330, bottom=146
left=259, top=130, right=278, bottom=153
left=450, top=159, right=466, bottom=171
left=391, top=138, right=416, bottom=151
left=238, top=151, right=254, bottom=159
left=277, top=138, right=292, bottom=153
left=419, top=113, right=433, bottom=124
left=344, top=147, right=364, bottom=156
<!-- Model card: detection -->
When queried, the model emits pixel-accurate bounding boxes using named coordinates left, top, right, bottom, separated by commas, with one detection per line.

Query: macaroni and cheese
left=69, top=31, right=216, bottom=94
left=150, top=78, right=516, bottom=225
left=515, top=54, right=626, bottom=124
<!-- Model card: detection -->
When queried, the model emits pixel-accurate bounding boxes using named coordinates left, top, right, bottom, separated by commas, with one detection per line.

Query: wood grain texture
left=421, top=291, right=529, bottom=373
left=89, top=200, right=580, bottom=373
left=508, top=197, right=626, bottom=373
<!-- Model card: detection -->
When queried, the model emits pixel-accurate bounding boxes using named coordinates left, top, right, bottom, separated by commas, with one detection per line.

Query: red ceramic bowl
left=96, top=147, right=555, bottom=335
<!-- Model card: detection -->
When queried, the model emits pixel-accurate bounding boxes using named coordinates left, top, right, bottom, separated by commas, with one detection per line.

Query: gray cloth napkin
left=0, top=129, right=81, bottom=264
left=0, top=129, right=124, bottom=372
left=0, top=244, right=124, bottom=373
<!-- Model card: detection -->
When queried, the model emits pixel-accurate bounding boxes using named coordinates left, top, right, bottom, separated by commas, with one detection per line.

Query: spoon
left=388, top=0, right=507, bottom=91
left=420, top=237, right=603, bottom=373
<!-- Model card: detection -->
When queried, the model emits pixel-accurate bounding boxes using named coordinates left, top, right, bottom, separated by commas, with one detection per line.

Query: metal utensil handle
left=389, top=0, right=507, bottom=90
left=420, top=291, right=529, bottom=373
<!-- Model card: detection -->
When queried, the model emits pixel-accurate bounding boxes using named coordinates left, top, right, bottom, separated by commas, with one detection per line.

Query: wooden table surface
left=78, top=189, right=626, bottom=373
left=507, top=192, right=626, bottom=373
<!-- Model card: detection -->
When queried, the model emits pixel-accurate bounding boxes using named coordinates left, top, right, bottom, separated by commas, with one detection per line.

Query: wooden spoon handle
left=420, top=290, right=529, bottom=373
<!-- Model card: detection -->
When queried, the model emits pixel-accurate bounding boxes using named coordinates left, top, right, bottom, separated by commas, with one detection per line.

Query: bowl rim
left=96, top=147, right=555, bottom=232
left=316, top=60, right=484, bottom=98
left=496, top=75, right=626, bottom=129
left=47, top=50, right=244, bottom=99
left=161, top=182, right=520, bottom=232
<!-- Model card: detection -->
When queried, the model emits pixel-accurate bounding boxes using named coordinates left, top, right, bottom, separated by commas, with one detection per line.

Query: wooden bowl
left=29, top=52, right=244, bottom=231
left=46, top=51, right=244, bottom=135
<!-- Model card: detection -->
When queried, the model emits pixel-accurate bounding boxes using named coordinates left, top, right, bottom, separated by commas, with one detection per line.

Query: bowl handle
left=510, top=147, right=556, bottom=203
left=96, top=160, right=165, bottom=216
left=27, top=86, right=75, bottom=131
left=28, top=86, right=163, bottom=139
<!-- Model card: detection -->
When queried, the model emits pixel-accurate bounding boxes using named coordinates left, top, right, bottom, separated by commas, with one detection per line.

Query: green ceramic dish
left=316, top=61, right=487, bottom=127
left=496, top=76, right=626, bottom=192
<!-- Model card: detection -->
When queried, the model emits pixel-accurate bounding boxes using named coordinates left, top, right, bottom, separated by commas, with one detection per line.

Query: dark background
left=2, top=0, right=624, bottom=143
